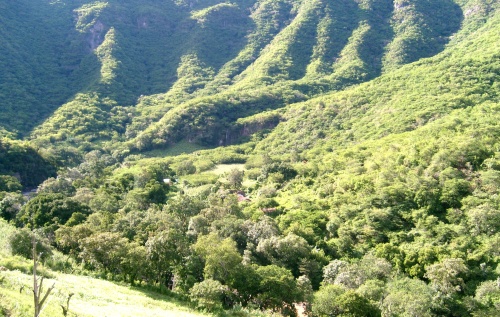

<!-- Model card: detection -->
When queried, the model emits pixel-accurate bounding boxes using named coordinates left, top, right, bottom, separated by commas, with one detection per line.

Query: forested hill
left=1, top=0, right=500, bottom=316
left=1, top=0, right=464, bottom=141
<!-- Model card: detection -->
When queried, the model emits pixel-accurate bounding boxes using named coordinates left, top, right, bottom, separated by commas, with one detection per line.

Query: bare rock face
left=88, top=21, right=105, bottom=50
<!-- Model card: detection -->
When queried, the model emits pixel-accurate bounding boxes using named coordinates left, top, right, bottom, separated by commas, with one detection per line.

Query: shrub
left=189, top=279, right=228, bottom=311
left=313, top=284, right=379, bottom=317
left=8, top=228, right=52, bottom=261
left=175, top=160, right=197, bottom=176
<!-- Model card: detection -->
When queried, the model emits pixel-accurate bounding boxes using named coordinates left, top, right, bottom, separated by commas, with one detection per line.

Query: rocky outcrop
left=221, top=113, right=282, bottom=145
left=87, top=21, right=105, bottom=50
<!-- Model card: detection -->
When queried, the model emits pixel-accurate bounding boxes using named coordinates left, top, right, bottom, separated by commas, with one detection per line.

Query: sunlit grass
left=0, top=218, right=207, bottom=317
left=0, top=268, right=276, bottom=317
left=209, top=164, right=245, bottom=175
left=0, top=219, right=14, bottom=257
left=0, top=270, right=209, bottom=317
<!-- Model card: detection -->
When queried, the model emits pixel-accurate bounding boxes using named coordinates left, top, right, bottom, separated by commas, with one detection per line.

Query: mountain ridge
left=0, top=0, right=473, bottom=144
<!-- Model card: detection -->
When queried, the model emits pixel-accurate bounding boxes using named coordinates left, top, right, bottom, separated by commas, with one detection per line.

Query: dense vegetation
left=1, top=0, right=500, bottom=316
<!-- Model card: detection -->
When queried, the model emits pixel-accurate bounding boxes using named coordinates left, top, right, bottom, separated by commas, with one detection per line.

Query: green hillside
left=0, top=270, right=209, bottom=317
left=1, top=0, right=465, bottom=143
left=0, top=219, right=276, bottom=317
left=1, top=0, right=500, bottom=316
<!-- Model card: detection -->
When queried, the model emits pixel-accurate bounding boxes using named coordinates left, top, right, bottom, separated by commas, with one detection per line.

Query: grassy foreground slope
left=0, top=218, right=277, bottom=317
left=0, top=271, right=207, bottom=317
left=0, top=219, right=204, bottom=317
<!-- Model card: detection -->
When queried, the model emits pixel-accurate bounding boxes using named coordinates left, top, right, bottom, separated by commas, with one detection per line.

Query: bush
left=8, top=228, right=52, bottom=261
left=195, top=159, right=216, bottom=172
left=175, top=160, right=197, bottom=176
left=313, top=284, right=379, bottom=317
left=0, top=175, right=22, bottom=192
left=44, top=250, right=77, bottom=273
left=0, top=193, right=24, bottom=222
left=189, top=279, right=228, bottom=311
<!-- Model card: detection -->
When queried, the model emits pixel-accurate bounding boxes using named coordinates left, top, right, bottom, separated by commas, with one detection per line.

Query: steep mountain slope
left=0, top=0, right=466, bottom=152
left=256, top=5, right=500, bottom=157
left=0, top=0, right=82, bottom=135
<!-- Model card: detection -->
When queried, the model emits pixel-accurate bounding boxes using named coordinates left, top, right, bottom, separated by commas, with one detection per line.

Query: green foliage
left=189, top=279, right=227, bottom=311
left=0, top=192, right=24, bottom=222
left=255, top=264, right=301, bottom=313
left=1, top=1, right=500, bottom=316
left=380, top=277, right=435, bottom=317
left=17, top=194, right=91, bottom=231
left=79, top=231, right=129, bottom=274
left=74, top=1, right=109, bottom=33
left=174, top=160, right=197, bottom=176
left=193, top=233, right=243, bottom=284
left=425, top=258, right=469, bottom=298
left=146, top=225, right=188, bottom=287
left=227, top=168, right=244, bottom=189
left=475, top=279, right=500, bottom=312
left=37, top=177, right=75, bottom=196
left=8, top=228, right=52, bottom=261
left=0, top=0, right=470, bottom=151
left=0, top=0, right=88, bottom=134
left=0, top=176, right=22, bottom=192
left=31, top=93, right=129, bottom=149
left=383, top=0, right=463, bottom=72
left=0, top=139, right=56, bottom=188
left=312, top=284, right=379, bottom=317
left=256, top=233, right=311, bottom=277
